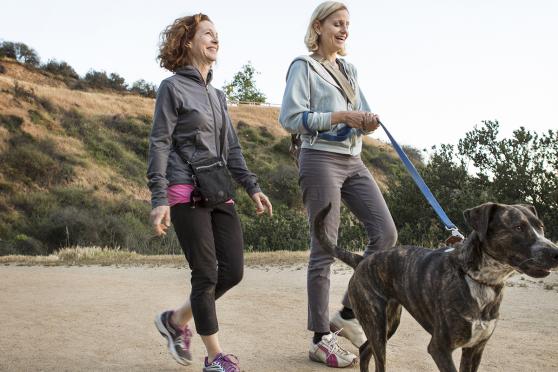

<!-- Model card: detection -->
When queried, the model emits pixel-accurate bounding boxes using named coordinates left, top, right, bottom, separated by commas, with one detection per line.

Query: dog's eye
left=514, top=225, right=524, bottom=232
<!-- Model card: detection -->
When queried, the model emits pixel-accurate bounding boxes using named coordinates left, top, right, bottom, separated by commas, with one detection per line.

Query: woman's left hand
left=251, top=192, right=273, bottom=217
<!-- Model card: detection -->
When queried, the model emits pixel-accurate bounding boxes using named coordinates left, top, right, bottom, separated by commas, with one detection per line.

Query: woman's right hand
left=332, top=111, right=380, bottom=132
left=150, top=205, right=171, bottom=236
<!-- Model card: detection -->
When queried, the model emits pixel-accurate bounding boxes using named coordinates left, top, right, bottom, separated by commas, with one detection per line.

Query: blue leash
left=378, top=121, right=464, bottom=242
left=303, top=111, right=464, bottom=242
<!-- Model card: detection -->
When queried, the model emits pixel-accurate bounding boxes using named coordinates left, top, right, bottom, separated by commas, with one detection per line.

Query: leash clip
left=310, top=132, right=319, bottom=145
left=445, top=227, right=464, bottom=245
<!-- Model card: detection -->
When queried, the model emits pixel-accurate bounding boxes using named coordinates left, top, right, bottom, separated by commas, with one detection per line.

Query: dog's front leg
left=427, top=338, right=457, bottom=372
left=459, top=340, right=487, bottom=372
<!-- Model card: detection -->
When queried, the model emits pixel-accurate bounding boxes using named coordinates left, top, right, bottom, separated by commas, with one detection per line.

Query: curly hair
left=304, top=1, right=348, bottom=56
left=157, top=13, right=212, bottom=72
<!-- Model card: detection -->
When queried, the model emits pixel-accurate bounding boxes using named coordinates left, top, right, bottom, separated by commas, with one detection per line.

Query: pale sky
left=1, top=0, right=557, bottom=150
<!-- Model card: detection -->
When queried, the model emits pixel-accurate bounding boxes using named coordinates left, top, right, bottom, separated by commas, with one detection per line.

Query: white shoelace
left=322, top=329, right=351, bottom=356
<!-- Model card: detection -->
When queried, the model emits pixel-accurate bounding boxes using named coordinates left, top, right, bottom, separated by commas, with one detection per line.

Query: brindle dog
left=314, top=202, right=558, bottom=372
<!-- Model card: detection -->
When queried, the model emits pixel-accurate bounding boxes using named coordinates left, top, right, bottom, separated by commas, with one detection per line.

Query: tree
left=84, top=70, right=127, bottom=91
left=130, top=79, right=157, bottom=98
left=0, top=41, right=17, bottom=59
left=0, top=41, right=40, bottom=67
left=222, top=62, right=266, bottom=103
left=458, top=121, right=557, bottom=238
left=386, top=121, right=558, bottom=245
left=41, top=59, right=79, bottom=79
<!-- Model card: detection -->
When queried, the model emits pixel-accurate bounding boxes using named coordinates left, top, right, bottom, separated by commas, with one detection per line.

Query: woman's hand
left=251, top=192, right=273, bottom=217
left=150, top=205, right=171, bottom=236
left=331, top=111, right=380, bottom=132
left=334, top=111, right=365, bottom=130
left=362, top=112, right=380, bottom=133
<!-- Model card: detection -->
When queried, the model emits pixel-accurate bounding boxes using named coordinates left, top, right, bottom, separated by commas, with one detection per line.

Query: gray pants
left=299, top=148, right=398, bottom=333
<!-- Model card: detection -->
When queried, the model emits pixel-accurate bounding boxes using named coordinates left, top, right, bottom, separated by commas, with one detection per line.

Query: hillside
left=0, top=58, right=412, bottom=255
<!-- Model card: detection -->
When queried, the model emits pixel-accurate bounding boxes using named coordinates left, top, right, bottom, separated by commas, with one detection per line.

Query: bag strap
left=310, top=54, right=357, bottom=108
left=215, top=90, right=228, bottom=159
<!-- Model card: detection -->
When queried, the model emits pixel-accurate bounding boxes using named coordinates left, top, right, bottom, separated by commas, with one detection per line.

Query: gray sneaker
left=154, top=310, right=193, bottom=365
left=203, top=353, right=240, bottom=372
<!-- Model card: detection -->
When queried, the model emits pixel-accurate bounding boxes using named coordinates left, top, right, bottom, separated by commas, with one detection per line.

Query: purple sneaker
left=203, top=353, right=240, bottom=372
left=154, top=310, right=193, bottom=365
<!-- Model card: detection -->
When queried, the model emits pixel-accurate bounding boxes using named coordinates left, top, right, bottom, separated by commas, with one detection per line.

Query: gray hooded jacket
left=147, top=66, right=260, bottom=208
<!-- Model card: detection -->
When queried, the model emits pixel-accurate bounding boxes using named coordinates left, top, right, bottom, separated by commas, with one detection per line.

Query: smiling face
left=189, top=20, right=219, bottom=67
left=315, top=9, right=349, bottom=56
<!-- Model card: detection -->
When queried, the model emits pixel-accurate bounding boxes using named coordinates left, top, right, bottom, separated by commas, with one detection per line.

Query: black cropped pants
left=170, top=203, right=244, bottom=336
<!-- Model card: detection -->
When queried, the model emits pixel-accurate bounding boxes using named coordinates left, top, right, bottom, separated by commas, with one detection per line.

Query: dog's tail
left=314, top=203, right=364, bottom=269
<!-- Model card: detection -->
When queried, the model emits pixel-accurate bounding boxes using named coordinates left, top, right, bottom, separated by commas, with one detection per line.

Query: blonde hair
left=304, top=1, right=348, bottom=56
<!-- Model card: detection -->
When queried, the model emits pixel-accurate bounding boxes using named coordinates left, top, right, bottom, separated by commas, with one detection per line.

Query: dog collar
left=465, top=271, right=504, bottom=290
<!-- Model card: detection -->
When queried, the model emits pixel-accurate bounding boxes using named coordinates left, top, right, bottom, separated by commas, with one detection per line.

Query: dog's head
left=464, top=202, right=558, bottom=278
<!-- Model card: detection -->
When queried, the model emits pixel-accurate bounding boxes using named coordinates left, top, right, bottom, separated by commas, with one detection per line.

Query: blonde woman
left=148, top=13, right=272, bottom=372
left=279, top=1, right=397, bottom=368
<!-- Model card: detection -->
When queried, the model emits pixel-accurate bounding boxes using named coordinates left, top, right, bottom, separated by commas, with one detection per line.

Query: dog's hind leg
left=386, top=300, right=402, bottom=340
left=353, top=298, right=388, bottom=372
left=358, top=341, right=373, bottom=372
left=459, top=340, right=487, bottom=372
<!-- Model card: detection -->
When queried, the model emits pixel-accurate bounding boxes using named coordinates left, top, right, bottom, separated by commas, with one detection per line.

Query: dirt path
left=1, top=264, right=557, bottom=371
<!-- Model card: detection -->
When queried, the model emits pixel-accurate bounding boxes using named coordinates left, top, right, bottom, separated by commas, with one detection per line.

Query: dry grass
left=0, top=59, right=66, bottom=88
left=228, top=105, right=287, bottom=137
left=0, top=246, right=311, bottom=267
left=0, top=75, right=154, bottom=118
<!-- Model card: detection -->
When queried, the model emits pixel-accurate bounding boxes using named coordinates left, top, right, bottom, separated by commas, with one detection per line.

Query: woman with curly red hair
left=149, top=14, right=272, bottom=372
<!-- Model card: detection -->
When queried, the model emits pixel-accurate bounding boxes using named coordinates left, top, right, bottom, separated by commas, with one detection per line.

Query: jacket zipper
left=206, top=85, right=221, bottom=159
left=195, top=160, right=223, bottom=170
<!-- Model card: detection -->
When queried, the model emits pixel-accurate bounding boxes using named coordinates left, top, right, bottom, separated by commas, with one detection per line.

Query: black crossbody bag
left=175, top=95, right=235, bottom=207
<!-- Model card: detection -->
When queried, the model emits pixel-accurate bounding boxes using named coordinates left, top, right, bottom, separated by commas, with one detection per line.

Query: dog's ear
left=463, top=203, right=498, bottom=242
left=518, top=204, right=538, bottom=217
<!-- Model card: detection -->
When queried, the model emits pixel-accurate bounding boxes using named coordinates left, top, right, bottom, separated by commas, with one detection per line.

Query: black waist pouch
left=189, top=157, right=235, bottom=207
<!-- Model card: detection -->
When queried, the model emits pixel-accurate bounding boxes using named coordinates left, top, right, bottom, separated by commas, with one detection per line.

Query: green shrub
left=130, top=79, right=157, bottom=98
left=41, top=59, right=79, bottom=79
left=12, top=234, right=46, bottom=255
left=241, top=204, right=308, bottom=251
left=83, top=70, right=127, bottom=91
left=61, top=111, right=147, bottom=184
left=0, top=114, right=23, bottom=132
left=1, top=136, right=75, bottom=186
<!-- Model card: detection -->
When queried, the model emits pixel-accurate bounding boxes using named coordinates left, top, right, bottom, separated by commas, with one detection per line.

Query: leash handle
left=378, top=120, right=464, bottom=242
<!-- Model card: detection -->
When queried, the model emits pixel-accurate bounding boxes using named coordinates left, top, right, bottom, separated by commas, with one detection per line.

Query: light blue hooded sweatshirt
left=278, top=55, right=372, bottom=156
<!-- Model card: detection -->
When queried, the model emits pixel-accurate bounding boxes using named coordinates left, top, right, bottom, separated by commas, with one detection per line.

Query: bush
left=41, top=59, right=79, bottom=79
left=12, top=234, right=46, bottom=255
left=9, top=82, right=57, bottom=112
left=241, top=204, right=308, bottom=251
left=1, top=134, right=76, bottom=187
left=0, top=239, right=15, bottom=256
left=0, top=114, right=23, bottom=132
left=0, top=41, right=40, bottom=66
left=60, top=111, right=146, bottom=184
left=130, top=79, right=157, bottom=98
left=266, top=164, right=301, bottom=208
left=83, top=70, right=127, bottom=91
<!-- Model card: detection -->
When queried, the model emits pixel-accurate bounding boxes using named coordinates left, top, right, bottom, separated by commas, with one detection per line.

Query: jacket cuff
left=151, top=197, right=169, bottom=209
left=246, top=183, right=262, bottom=197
